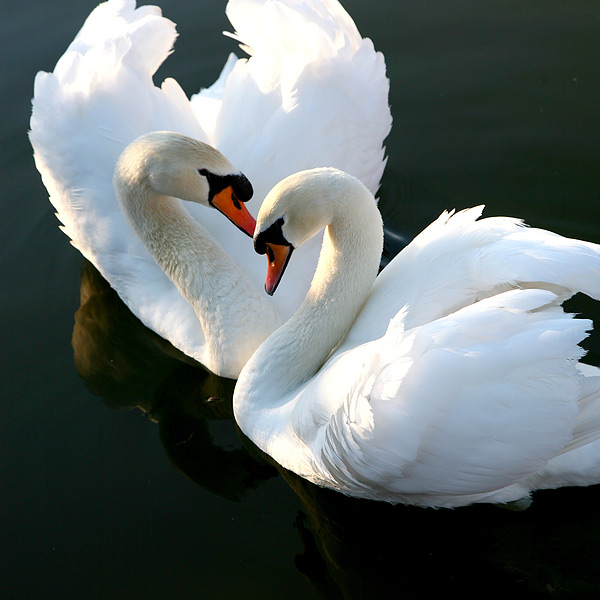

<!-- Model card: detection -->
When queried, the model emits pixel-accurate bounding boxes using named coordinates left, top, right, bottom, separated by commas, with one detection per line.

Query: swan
left=234, top=167, right=600, bottom=508
left=112, top=130, right=280, bottom=376
left=29, top=0, right=391, bottom=376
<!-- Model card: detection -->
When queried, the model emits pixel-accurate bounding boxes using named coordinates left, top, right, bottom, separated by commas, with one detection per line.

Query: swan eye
left=254, top=217, right=289, bottom=255
left=198, top=169, right=209, bottom=177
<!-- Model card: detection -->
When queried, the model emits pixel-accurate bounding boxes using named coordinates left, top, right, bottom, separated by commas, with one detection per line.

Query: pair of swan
left=31, top=0, right=600, bottom=506
left=96, top=129, right=600, bottom=507
left=94, top=139, right=600, bottom=507
left=29, top=0, right=391, bottom=377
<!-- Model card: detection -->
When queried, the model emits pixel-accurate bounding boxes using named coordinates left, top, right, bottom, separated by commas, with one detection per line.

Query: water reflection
left=73, top=261, right=277, bottom=500
left=283, top=468, right=600, bottom=598
left=73, top=259, right=600, bottom=598
left=71, top=219, right=408, bottom=497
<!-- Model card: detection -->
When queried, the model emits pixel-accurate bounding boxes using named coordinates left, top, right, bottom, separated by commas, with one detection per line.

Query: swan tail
left=412, top=208, right=600, bottom=303
left=480, top=227, right=600, bottom=304
left=570, top=365, right=600, bottom=450
left=519, top=364, right=600, bottom=491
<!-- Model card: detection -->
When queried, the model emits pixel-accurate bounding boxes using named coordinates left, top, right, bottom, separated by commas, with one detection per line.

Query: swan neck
left=239, top=187, right=383, bottom=400
left=114, top=169, right=276, bottom=377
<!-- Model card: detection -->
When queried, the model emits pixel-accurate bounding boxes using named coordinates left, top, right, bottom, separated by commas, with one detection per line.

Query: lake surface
left=3, top=1, right=600, bottom=598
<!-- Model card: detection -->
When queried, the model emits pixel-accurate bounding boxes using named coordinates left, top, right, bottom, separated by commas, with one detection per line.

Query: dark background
left=2, top=1, right=600, bottom=598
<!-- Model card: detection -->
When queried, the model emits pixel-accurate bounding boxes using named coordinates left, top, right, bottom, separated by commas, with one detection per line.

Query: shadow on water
left=73, top=260, right=600, bottom=599
left=73, top=261, right=277, bottom=501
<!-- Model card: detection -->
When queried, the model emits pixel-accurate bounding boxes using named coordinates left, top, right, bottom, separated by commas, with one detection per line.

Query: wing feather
left=315, top=290, right=591, bottom=502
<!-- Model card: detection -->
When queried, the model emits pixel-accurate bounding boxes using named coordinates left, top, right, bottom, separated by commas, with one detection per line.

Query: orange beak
left=211, top=186, right=256, bottom=236
left=265, top=243, right=293, bottom=296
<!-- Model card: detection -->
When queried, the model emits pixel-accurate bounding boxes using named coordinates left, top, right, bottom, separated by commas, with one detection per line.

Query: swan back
left=339, top=207, right=600, bottom=352
left=307, top=288, right=591, bottom=505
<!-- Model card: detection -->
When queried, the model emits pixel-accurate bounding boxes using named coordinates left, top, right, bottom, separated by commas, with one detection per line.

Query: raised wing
left=312, top=289, right=592, bottom=506
left=30, top=0, right=392, bottom=355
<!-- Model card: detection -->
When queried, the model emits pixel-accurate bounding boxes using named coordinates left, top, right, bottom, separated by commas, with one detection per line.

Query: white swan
left=29, top=0, right=391, bottom=376
left=234, top=168, right=600, bottom=508
left=113, top=130, right=280, bottom=376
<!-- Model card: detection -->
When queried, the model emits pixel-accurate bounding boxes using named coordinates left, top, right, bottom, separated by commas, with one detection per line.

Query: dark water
left=3, top=1, right=600, bottom=598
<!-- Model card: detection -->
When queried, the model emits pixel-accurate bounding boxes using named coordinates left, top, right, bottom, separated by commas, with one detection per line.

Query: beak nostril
left=266, top=246, right=275, bottom=264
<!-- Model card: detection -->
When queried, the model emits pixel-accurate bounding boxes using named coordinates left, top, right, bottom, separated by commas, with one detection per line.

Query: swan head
left=254, top=168, right=366, bottom=295
left=115, top=131, right=256, bottom=235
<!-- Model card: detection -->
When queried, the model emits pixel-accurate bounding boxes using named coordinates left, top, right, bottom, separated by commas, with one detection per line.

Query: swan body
left=235, top=168, right=600, bottom=508
left=29, top=0, right=391, bottom=375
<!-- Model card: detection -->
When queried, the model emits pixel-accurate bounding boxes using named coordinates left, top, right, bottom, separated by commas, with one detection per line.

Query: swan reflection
left=281, top=465, right=600, bottom=598
left=73, top=260, right=277, bottom=500
left=73, top=259, right=600, bottom=598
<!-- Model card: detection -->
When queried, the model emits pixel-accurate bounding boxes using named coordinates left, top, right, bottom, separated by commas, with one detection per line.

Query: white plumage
left=29, top=0, right=391, bottom=375
left=235, top=169, right=600, bottom=508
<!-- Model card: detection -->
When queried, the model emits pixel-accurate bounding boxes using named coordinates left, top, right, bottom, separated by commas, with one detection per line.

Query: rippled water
left=3, top=1, right=600, bottom=598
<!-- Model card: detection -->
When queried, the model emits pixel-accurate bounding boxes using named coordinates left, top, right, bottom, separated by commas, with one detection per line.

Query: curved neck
left=115, top=174, right=277, bottom=378
left=236, top=186, right=383, bottom=406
